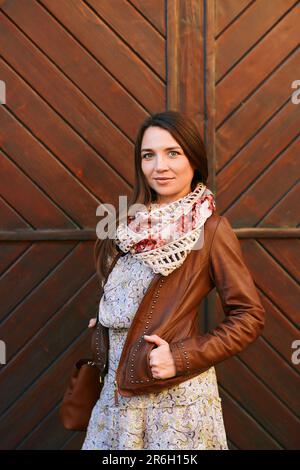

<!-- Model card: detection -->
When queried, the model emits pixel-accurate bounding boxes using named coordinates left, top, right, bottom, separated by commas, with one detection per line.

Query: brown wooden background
left=0, top=0, right=299, bottom=450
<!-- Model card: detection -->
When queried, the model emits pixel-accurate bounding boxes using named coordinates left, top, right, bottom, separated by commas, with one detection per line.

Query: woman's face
left=141, top=126, right=195, bottom=204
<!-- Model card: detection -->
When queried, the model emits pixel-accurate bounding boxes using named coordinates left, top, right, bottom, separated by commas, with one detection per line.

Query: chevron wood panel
left=0, top=0, right=166, bottom=450
left=208, top=0, right=300, bottom=449
left=207, top=237, right=300, bottom=449
left=215, top=1, right=300, bottom=226
left=215, top=0, right=253, bottom=36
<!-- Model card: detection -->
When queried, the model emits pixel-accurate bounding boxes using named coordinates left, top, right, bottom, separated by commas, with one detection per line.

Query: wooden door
left=0, top=0, right=299, bottom=449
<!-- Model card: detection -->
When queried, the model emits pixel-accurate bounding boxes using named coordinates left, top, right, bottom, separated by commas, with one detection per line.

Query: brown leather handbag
left=59, top=321, right=109, bottom=431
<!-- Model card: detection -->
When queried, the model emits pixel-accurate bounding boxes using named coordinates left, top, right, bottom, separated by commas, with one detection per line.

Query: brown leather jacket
left=92, top=213, right=265, bottom=402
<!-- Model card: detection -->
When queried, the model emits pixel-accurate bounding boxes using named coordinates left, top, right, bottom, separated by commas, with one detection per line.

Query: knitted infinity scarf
left=115, top=182, right=216, bottom=276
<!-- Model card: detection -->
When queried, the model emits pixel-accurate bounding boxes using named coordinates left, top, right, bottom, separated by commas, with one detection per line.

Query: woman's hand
left=88, top=317, right=97, bottom=328
left=144, top=334, right=176, bottom=380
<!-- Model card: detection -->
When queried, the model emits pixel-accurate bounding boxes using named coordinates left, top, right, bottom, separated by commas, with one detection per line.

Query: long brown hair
left=94, top=110, right=208, bottom=284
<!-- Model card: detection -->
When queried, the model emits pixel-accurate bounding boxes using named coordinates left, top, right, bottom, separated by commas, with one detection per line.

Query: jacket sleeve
left=168, top=215, right=266, bottom=377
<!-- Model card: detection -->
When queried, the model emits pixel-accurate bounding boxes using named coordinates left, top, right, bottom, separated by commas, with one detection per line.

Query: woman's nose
left=154, top=156, right=168, bottom=171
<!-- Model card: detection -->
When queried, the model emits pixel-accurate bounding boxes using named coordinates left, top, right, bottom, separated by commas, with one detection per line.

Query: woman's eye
left=142, top=151, right=179, bottom=159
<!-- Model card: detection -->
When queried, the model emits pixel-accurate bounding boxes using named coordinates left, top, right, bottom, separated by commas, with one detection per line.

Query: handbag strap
left=92, top=322, right=109, bottom=375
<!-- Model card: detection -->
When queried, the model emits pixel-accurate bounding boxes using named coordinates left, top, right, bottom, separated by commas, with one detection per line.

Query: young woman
left=81, top=110, right=265, bottom=450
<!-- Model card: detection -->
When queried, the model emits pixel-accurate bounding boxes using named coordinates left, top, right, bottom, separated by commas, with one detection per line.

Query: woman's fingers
left=88, top=317, right=97, bottom=328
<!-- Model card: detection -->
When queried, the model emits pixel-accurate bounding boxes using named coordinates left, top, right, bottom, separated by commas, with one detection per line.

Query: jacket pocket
left=125, top=340, right=156, bottom=384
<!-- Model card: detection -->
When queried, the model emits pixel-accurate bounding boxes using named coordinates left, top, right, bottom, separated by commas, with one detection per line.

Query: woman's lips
left=154, top=178, right=174, bottom=184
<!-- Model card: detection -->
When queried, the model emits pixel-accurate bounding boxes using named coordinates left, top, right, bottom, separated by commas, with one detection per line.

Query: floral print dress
left=81, top=253, right=228, bottom=450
